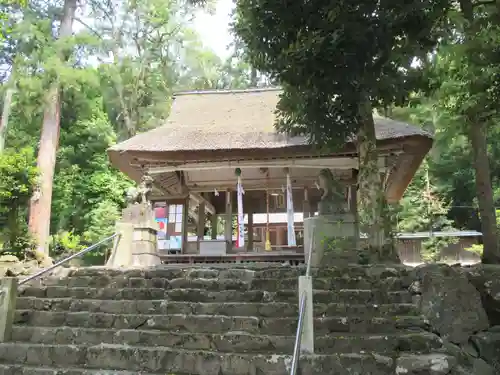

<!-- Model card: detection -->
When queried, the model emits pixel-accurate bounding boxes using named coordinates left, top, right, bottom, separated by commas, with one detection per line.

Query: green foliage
left=0, top=147, right=37, bottom=206
left=176, top=29, right=269, bottom=90
left=2, top=0, right=500, bottom=265
left=391, top=87, right=500, bottom=261
left=466, top=209, right=500, bottom=257
left=0, top=148, right=37, bottom=257
left=432, top=15, right=500, bottom=130
left=88, top=0, right=189, bottom=139
left=390, top=4, right=500, bottom=238
left=465, top=243, right=483, bottom=257
left=390, top=98, right=480, bottom=229
left=0, top=0, right=256, bottom=262
left=421, top=1, right=500, bottom=263
left=50, top=230, right=85, bottom=259
left=82, top=200, right=121, bottom=265
left=234, top=0, right=450, bottom=147
left=0, top=0, right=27, bottom=41
left=234, top=0, right=452, bottom=260
left=421, top=236, right=458, bottom=263
left=396, top=159, right=458, bottom=262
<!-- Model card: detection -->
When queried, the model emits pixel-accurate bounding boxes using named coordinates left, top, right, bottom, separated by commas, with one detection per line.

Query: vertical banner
left=236, top=171, right=245, bottom=248
left=286, top=170, right=297, bottom=246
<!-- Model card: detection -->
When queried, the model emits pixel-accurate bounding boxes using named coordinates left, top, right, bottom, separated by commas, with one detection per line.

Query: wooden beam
left=185, top=178, right=359, bottom=193
left=148, top=157, right=359, bottom=174
left=190, top=192, right=216, bottom=215
left=149, top=156, right=386, bottom=176
left=151, top=183, right=169, bottom=196
left=150, top=194, right=189, bottom=201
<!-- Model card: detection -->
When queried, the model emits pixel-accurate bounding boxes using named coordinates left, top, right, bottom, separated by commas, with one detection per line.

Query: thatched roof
left=109, top=88, right=432, bottom=153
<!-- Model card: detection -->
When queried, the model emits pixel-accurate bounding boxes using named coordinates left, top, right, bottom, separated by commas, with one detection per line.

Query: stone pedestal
left=106, top=222, right=134, bottom=267
left=121, top=202, right=155, bottom=225
left=298, top=275, right=314, bottom=354
left=106, top=202, right=161, bottom=268
left=304, top=214, right=358, bottom=267
left=131, top=227, right=161, bottom=267
left=0, top=278, right=17, bottom=342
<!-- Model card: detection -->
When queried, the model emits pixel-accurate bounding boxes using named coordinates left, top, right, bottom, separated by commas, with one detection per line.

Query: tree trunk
left=0, top=87, right=14, bottom=153
left=357, top=98, right=399, bottom=262
left=7, top=203, right=19, bottom=250
left=109, top=19, right=136, bottom=138
left=111, top=57, right=135, bottom=137
left=28, top=0, right=77, bottom=255
left=469, top=122, right=500, bottom=263
left=250, top=68, right=258, bottom=87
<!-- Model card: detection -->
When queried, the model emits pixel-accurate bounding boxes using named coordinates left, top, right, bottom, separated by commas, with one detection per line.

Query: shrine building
left=107, top=88, right=432, bottom=263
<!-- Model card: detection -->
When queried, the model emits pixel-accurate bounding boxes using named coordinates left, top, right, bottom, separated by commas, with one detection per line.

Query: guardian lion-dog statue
left=125, top=173, right=154, bottom=206
left=317, top=168, right=347, bottom=215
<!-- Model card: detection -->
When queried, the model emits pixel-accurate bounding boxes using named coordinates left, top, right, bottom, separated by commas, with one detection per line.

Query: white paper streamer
left=286, top=173, right=296, bottom=246
left=237, top=176, right=245, bottom=248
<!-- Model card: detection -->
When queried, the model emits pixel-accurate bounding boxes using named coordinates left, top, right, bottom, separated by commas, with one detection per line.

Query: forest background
left=0, top=0, right=498, bottom=264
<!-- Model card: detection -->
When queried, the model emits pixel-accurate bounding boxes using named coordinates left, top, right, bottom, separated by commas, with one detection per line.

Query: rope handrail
left=18, top=233, right=120, bottom=286
left=289, top=230, right=315, bottom=375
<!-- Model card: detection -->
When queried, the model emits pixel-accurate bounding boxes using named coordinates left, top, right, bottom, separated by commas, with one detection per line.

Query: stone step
left=16, top=298, right=420, bottom=317
left=0, top=365, right=166, bottom=375
left=0, top=343, right=396, bottom=374
left=14, top=311, right=429, bottom=335
left=19, top=287, right=412, bottom=304
left=62, top=264, right=410, bottom=281
left=37, top=275, right=408, bottom=292
left=11, top=326, right=443, bottom=354
left=312, top=290, right=411, bottom=304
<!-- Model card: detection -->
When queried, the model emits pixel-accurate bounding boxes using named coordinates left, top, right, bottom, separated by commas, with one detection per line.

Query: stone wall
left=0, top=255, right=40, bottom=278
left=407, top=263, right=500, bottom=374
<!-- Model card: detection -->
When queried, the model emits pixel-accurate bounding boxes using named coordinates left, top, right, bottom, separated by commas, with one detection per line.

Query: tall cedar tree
left=234, top=0, right=449, bottom=259
left=28, top=0, right=77, bottom=255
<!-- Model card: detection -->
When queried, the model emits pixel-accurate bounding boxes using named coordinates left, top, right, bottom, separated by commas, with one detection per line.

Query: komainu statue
left=125, top=172, right=154, bottom=206
left=317, top=168, right=347, bottom=215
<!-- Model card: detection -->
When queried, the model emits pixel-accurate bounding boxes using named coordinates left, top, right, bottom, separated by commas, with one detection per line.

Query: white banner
left=286, top=173, right=297, bottom=246
left=237, top=176, right=245, bottom=248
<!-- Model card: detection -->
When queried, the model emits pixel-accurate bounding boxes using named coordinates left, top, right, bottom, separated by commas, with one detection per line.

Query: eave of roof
left=108, top=88, right=432, bottom=154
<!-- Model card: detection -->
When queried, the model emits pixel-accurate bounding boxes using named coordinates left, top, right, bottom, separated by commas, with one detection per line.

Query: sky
left=193, top=0, right=235, bottom=59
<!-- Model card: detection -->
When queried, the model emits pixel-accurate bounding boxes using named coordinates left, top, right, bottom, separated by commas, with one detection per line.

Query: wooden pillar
left=225, top=189, right=232, bottom=253
left=303, top=187, right=311, bottom=219
left=276, top=227, right=285, bottom=248
left=350, top=182, right=360, bottom=248
left=247, top=211, right=254, bottom=252
left=210, top=214, right=217, bottom=240
left=181, top=197, right=189, bottom=254
left=197, top=202, right=206, bottom=251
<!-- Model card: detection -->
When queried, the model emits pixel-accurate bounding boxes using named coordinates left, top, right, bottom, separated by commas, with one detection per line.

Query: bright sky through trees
left=193, top=0, right=234, bottom=58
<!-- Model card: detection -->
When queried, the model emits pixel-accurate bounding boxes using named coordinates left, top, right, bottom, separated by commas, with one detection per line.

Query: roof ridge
left=173, top=87, right=282, bottom=96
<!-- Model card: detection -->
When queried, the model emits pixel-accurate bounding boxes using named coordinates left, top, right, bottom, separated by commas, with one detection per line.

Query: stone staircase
left=0, top=264, right=445, bottom=374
